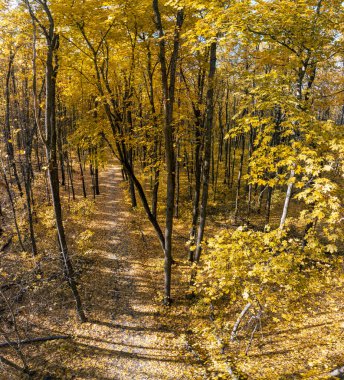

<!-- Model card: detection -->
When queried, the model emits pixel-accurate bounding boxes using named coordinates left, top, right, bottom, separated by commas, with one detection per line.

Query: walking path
left=65, top=165, right=201, bottom=379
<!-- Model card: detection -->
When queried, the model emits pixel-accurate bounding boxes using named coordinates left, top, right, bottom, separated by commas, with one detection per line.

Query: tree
left=25, top=0, right=86, bottom=322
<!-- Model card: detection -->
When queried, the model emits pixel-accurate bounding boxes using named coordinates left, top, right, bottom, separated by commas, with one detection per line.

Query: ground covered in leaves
left=1, top=163, right=344, bottom=379
left=1, top=165, right=204, bottom=379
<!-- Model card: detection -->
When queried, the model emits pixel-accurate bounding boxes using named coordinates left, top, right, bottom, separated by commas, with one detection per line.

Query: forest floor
left=1, top=164, right=204, bottom=380
left=2, top=162, right=344, bottom=379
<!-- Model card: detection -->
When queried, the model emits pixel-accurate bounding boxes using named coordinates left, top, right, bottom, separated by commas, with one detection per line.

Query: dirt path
left=63, top=164, right=201, bottom=379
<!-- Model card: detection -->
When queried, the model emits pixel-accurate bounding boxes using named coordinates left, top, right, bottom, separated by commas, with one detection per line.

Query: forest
left=0, top=0, right=344, bottom=379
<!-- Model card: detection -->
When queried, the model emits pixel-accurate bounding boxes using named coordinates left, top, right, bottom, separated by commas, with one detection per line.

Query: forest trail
left=62, top=164, right=199, bottom=380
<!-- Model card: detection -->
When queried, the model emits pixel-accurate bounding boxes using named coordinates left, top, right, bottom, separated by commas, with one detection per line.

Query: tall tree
left=25, top=0, right=86, bottom=322
left=152, top=0, right=184, bottom=303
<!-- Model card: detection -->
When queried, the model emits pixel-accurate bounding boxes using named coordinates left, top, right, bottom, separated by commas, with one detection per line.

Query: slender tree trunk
left=146, top=43, right=161, bottom=218
left=66, top=151, right=75, bottom=201
left=95, top=167, right=100, bottom=195
left=280, top=169, right=295, bottom=229
left=224, top=88, right=231, bottom=185
left=26, top=1, right=86, bottom=322
left=230, top=138, right=237, bottom=188
left=266, top=186, right=272, bottom=224
left=174, top=138, right=180, bottom=218
left=234, top=135, right=245, bottom=222
left=194, top=41, right=217, bottom=263
left=153, top=0, right=184, bottom=303
left=151, top=163, right=160, bottom=218
left=77, top=148, right=87, bottom=198
left=21, top=161, right=38, bottom=256
left=128, top=150, right=137, bottom=207
left=189, top=112, right=203, bottom=262
left=0, top=158, right=25, bottom=251
left=4, top=51, right=22, bottom=196
left=89, top=162, right=95, bottom=199
left=57, top=113, right=66, bottom=187
left=247, top=127, right=254, bottom=217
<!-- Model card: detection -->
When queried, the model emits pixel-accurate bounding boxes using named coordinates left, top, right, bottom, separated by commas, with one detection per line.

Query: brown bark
left=26, top=0, right=86, bottom=322
left=194, top=41, right=217, bottom=263
left=153, top=0, right=184, bottom=303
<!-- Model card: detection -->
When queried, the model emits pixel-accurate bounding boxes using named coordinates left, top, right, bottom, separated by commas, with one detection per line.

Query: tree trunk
left=194, top=41, right=217, bottom=263
left=153, top=0, right=184, bottom=303
left=279, top=169, right=295, bottom=229
left=77, top=148, right=87, bottom=198
left=174, top=138, right=180, bottom=218
left=234, top=135, right=245, bottom=222
left=0, top=159, right=25, bottom=251
left=4, top=51, right=22, bottom=196
left=26, top=0, right=86, bottom=322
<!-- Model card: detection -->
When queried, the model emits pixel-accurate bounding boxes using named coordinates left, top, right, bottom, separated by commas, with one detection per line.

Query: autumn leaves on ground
left=1, top=161, right=344, bottom=379
left=24, top=164, right=205, bottom=379
left=0, top=162, right=200, bottom=379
